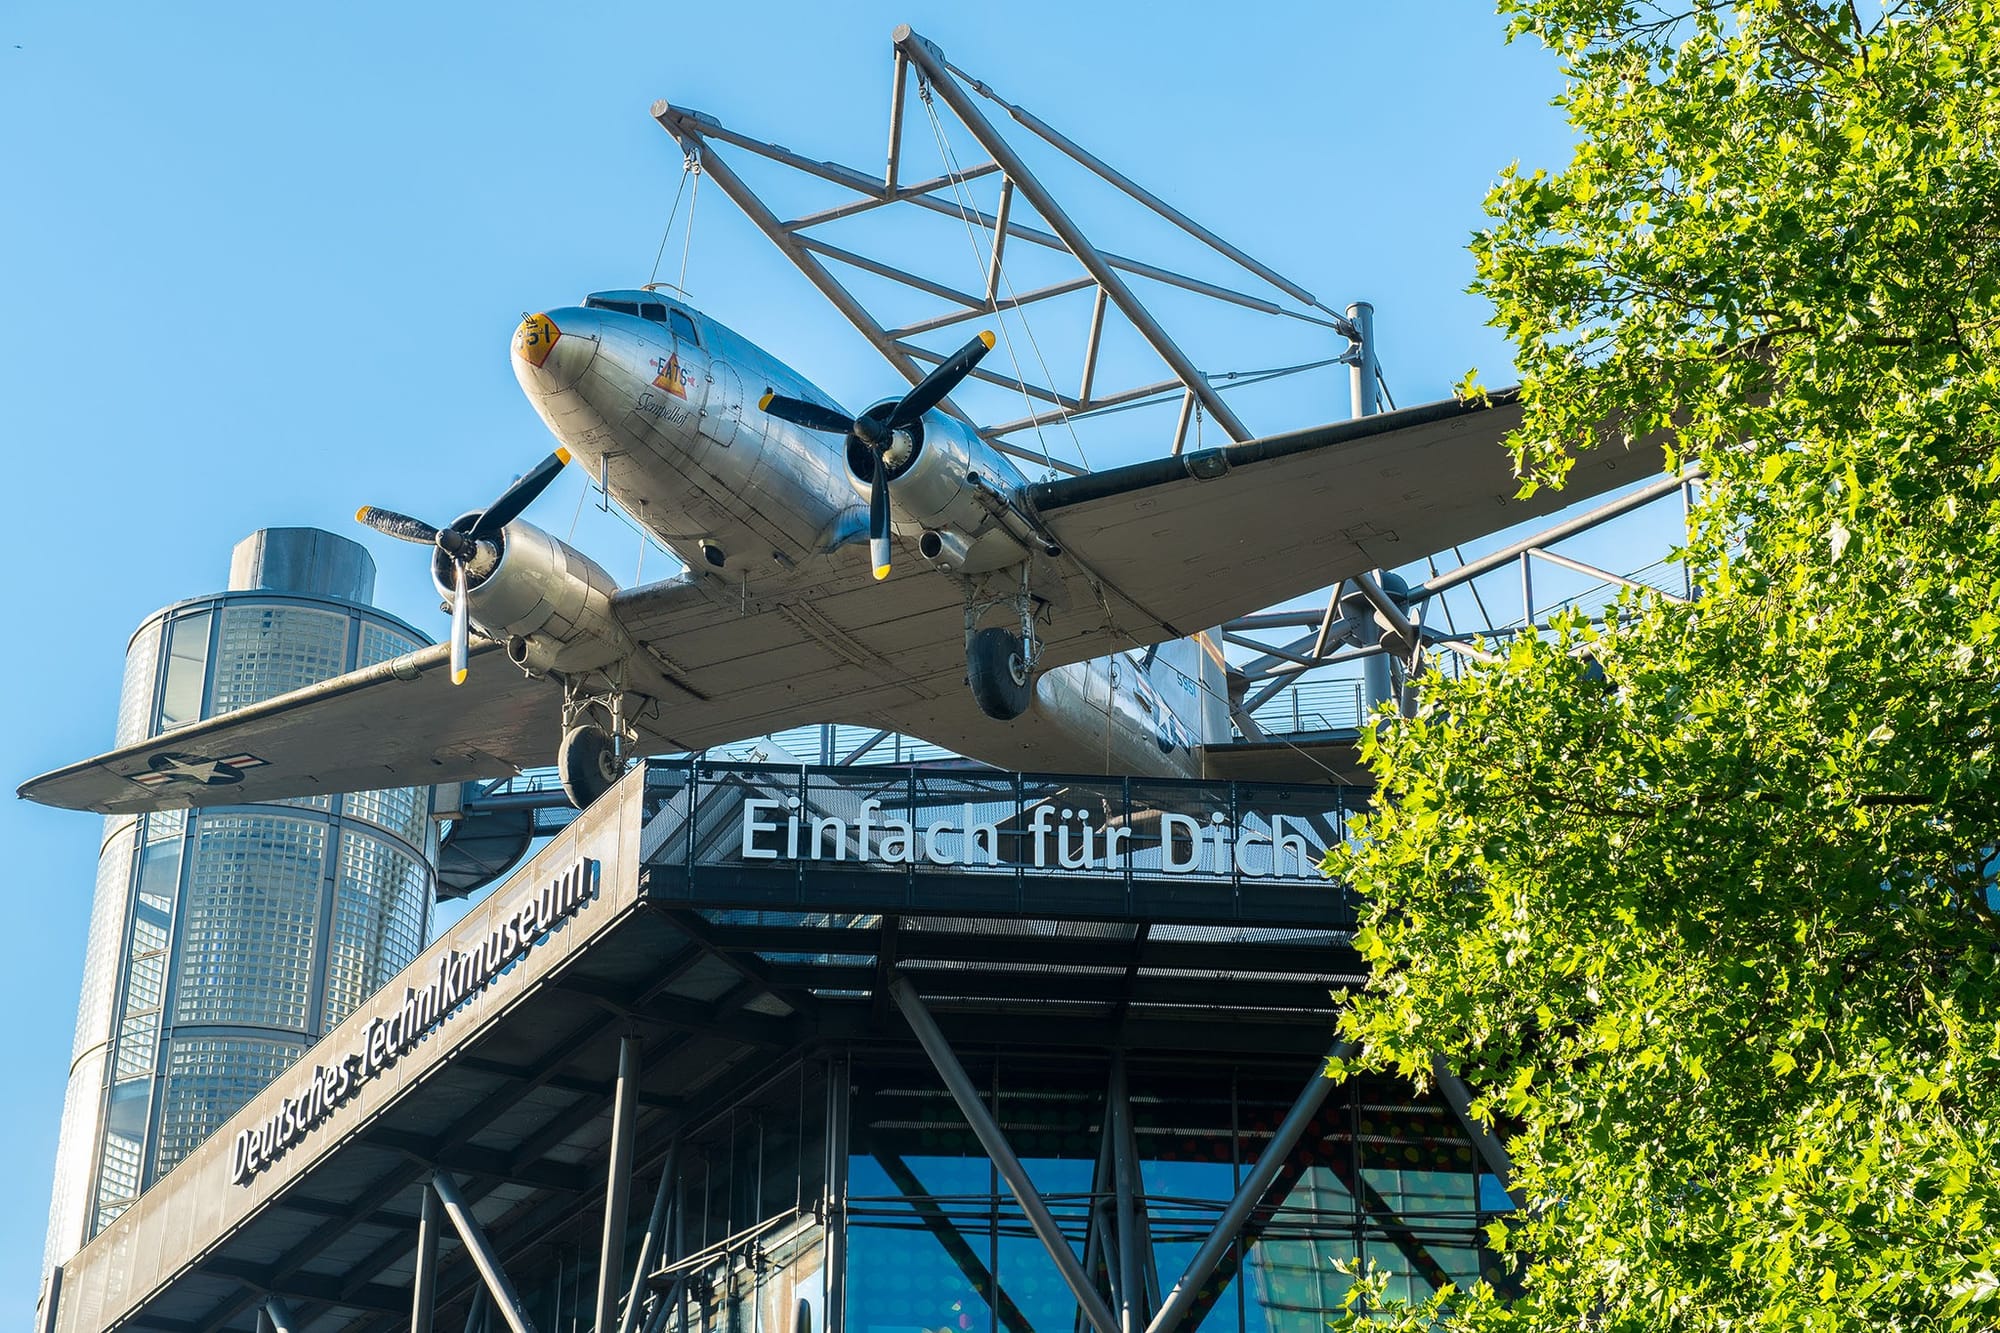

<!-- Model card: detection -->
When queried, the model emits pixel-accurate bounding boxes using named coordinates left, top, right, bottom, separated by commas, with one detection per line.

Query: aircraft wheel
left=559, top=724, right=624, bottom=810
left=967, top=627, right=1032, bottom=721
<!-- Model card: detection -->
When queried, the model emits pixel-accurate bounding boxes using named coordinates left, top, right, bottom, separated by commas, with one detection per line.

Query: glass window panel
left=174, top=814, right=325, bottom=1030
left=357, top=621, right=421, bottom=668
left=158, top=612, right=211, bottom=729
left=671, top=310, right=700, bottom=344
left=212, top=605, right=348, bottom=714
left=72, top=825, right=137, bottom=1061
left=344, top=783, right=430, bottom=848
left=156, top=1035, right=303, bottom=1171
left=849, top=1073, right=997, bottom=1333
left=116, top=620, right=162, bottom=745
left=324, top=829, right=430, bottom=1025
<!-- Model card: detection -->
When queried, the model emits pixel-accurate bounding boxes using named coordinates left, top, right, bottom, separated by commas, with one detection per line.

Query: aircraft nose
left=511, top=310, right=598, bottom=393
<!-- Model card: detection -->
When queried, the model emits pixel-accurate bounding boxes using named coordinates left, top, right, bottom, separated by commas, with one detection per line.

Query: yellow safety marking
left=555, top=447, right=572, bottom=466
left=978, top=330, right=996, bottom=349
left=874, top=565, right=891, bottom=581
left=514, top=312, right=561, bottom=368
left=452, top=668, right=468, bottom=685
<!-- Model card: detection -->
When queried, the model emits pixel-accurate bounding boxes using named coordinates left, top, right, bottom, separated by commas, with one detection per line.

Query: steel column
left=1144, top=1043, right=1351, bottom=1333
left=596, top=1035, right=644, bottom=1333
left=1347, top=302, right=1378, bottom=419
left=432, top=1171, right=538, bottom=1333
left=618, top=1139, right=681, bottom=1333
left=1108, top=1056, right=1145, bottom=1333
left=462, top=1287, right=490, bottom=1333
left=412, top=1184, right=442, bottom=1333
left=894, top=27, right=1254, bottom=445
left=824, top=1058, right=851, bottom=1333
left=889, top=975, right=1122, bottom=1333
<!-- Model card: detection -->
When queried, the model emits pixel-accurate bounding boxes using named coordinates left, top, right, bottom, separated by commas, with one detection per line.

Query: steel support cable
left=647, top=159, right=696, bottom=288
left=918, top=81, right=1089, bottom=475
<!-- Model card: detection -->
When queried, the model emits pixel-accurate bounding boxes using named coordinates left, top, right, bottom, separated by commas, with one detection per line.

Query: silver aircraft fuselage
left=509, top=290, right=1213, bottom=779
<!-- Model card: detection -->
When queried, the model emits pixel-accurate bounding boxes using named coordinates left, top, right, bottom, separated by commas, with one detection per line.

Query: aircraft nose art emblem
left=514, top=312, right=562, bottom=369
left=650, top=353, right=688, bottom=398
left=131, top=751, right=270, bottom=788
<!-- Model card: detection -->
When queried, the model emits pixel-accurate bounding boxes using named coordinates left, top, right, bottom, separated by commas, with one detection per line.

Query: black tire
left=967, top=626, right=1032, bottom=720
left=558, top=725, right=624, bottom=810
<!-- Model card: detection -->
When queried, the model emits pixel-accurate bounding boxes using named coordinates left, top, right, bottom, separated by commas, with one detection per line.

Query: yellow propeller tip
left=555, top=447, right=572, bottom=466
left=873, top=565, right=892, bottom=581
left=758, top=390, right=774, bottom=410
left=451, top=669, right=468, bottom=686
left=355, top=506, right=370, bottom=522
left=978, top=330, right=996, bottom=349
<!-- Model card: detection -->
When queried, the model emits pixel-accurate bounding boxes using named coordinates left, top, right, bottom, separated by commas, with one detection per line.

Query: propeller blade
left=759, top=391, right=855, bottom=435
left=449, top=563, right=470, bottom=686
left=356, top=506, right=440, bottom=546
left=869, top=459, right=891, bottom=581
left=468, top=447, right=572, bottom=540
left=889, top=330, right=995, bottom=430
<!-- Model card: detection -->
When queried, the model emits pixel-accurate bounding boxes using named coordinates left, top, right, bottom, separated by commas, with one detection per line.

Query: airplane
left=18, top=288, right=1661, bottom=815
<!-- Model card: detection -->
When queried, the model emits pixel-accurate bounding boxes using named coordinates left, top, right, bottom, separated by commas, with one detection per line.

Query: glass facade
left=44, top=531, right=439, bottom=1275
left=498, top=1055, right=1508, bottom=1333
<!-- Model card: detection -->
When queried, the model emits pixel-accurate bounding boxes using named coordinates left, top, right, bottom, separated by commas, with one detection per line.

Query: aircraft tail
left=1151, top=631, right=1233, bottom=749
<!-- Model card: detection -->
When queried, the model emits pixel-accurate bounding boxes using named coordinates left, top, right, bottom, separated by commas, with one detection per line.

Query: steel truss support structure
left=651, top=27, right=1359, bottom=478
left=1145, top=1042, right=1352, bottom=1333
left=890, top=974, right=1125, bottom=1333
left=1223, top=465, right=1704, bottom=735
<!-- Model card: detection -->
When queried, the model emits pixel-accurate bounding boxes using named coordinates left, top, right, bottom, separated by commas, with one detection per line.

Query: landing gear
left=965, top=574, right=1042, bottom=721
left=557, top=672, right=635, bottom=810
left=967, top=626, right=1032, bottom=720
left=558, top=724, right=623, bottom=810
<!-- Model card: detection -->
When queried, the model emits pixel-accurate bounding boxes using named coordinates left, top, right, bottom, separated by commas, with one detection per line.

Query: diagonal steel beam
left=889, top=974, right=1123, bottom=1333
left=432, top=1172, right=537, bottom=1333
left=894, top=27, right=1253, bottom=444
left=1144, top=1043, right=1351, bottom=1333
left=871, top=1146, right=1037, bottom=1333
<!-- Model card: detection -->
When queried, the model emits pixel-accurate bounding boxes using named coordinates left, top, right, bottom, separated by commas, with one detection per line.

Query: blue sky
left=0, top=1, right=1585, bottom=1315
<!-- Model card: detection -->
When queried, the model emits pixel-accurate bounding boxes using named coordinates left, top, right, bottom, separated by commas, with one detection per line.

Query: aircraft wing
left=22, top=392, right=1673, bottom=816
left=18, top=641, right=563, bottom=816
left=1020, top=391, right=1664, bottom=643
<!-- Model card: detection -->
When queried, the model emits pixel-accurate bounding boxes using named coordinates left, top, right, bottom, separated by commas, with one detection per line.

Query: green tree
left=1330, top=3, right=2000, bottom=1327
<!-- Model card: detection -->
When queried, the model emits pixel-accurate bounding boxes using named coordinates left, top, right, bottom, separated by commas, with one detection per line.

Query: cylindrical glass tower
left=43, top=529, right=438, bottom=1272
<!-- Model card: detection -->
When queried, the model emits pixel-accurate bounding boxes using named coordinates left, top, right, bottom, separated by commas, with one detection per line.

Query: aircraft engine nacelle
left=849, top=409, right=1028, bottom=574
left=433, top=518, right=632, bottom=676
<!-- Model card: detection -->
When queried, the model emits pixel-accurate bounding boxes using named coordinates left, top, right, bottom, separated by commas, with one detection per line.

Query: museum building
left=41, top=758, right=1517, bottom=1333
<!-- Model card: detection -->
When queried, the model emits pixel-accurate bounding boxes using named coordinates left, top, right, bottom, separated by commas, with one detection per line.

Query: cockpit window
left=670, top=310, right=700, bottom=344
left=585, top=297, right=640, bottom=316
left=640, top=302, right=667, bottom=323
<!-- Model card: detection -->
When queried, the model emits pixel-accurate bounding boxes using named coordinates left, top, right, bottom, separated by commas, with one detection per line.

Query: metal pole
left=433, top=1171, right=539, bottom=1333
left=262, top=1299, right=299, bottom=1333
left=1144, top=1044, right=1351, bottom=1333
left=889, top=975, right=1122, bottom=1333
left=413, top=1183, right=443, bottom=1333
left=597, top=1035, right=645, bottom=1333
left=894, top=26, right=1254, bottom=445
left=1109, top=1055, right=1145, bottom=1333
left=823, top=1057, right=851, bottom=1333
left=619, top=1139, right=682, bottom=1333
left=1346, top=302, right=1378, bottom=420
